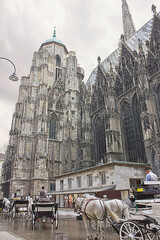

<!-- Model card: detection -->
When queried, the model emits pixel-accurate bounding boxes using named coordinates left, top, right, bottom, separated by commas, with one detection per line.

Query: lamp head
left=9, top=73, right=18, bottom=81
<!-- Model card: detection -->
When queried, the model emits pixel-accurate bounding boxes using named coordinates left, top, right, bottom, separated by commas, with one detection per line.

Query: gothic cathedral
left=2, top=1, right=160, bottom=197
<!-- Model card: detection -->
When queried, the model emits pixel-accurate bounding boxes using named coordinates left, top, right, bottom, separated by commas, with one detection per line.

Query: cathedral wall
left=10, top=179, right=31, bottom=197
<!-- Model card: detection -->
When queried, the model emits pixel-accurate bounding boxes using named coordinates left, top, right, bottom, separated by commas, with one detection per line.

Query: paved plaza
left=0, top=209, right=118, bottom=240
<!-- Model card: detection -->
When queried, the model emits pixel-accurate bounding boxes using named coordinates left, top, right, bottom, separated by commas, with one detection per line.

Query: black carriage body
left=13, top=200, right=29, bottom=214
left=32, top=201, right=58, bottom=223
left=135, top=183, right=160, bottom=200
left=0, top=198, right=4, bottom=212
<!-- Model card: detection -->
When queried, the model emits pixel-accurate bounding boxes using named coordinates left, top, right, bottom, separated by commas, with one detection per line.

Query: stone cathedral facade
left=2, top=1, right=160, bottom=197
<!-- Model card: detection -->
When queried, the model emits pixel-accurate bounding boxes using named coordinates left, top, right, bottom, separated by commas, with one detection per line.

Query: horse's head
left=3, top=198, right=7, bottom=203
left=75, top=197, right=84, bottom=213
left=29, top=198, right=33, bottom=204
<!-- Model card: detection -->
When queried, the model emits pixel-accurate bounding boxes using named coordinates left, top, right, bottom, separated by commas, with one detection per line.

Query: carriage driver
left=40, top=186, right=47, bottom=198
left=145, top=166, right=158, bottom=181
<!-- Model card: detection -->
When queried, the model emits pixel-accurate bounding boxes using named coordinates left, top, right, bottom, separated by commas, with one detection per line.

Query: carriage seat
left=38, top=197, right=52, bottom=202
left=130, top=213, right=158, bottom=225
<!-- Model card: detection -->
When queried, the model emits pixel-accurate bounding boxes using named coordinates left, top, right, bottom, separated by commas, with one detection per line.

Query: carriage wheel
left=32, top=214, right=36, bottom=229
left=12, top=207, right=16, bottom=219
left=146, top=230, right=160, bottom=240
left=119, top=221, right=144, bottom=240
left=55, top=210, right=59, bottom=229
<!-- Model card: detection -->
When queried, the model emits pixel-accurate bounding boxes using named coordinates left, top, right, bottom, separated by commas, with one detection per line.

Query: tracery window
left=91, top=94, right=97, bottom=112
left=95, top=117, right=106, bottom=163
left=124, top=69, right=134, bottom=91
left=121, top=101, right=138, bottom=162
left=56, top=55, right=61, bottom=67
left=121, top=95, right=146, bottom=163
left=115, top=76, right=123, bottom=97
left=98, top=88, right=105, bottom=108
left=55, top=55, right=62, bottom=81
left=132, top=94, right=146, bottom=163
left=56, top=100, right=63, bottom=111
left=49, top=114, right=57, bottom=139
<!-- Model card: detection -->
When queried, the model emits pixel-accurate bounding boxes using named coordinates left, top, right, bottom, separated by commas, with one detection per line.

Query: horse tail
left=104, top=202, right=120, bottom=222
left=122, top=201, right=130, bottom=219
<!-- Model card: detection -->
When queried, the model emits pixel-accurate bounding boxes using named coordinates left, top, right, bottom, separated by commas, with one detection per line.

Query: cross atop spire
left=122, top=0, right=136, bottom=41
left=53, top=26, right=56, bottom=38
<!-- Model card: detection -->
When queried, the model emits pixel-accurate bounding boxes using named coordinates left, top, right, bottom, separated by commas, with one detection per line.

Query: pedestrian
left=40, top=186, right=46, bottom=198
left=145, top=166, right=158, bottom=181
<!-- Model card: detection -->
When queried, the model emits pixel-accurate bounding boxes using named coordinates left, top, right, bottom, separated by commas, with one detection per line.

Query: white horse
left=3, top=198, right=11, bottom=215
left=75, top=197, right=120, bottom=240
left=27, top=198, right=33, bottom=220
left=105, top=199, right=130, bottom=220
left=83, top=194, right=130, bottom=220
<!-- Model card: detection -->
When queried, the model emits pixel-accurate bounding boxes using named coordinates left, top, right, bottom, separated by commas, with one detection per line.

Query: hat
left=145, top=165, right=152, bottom=170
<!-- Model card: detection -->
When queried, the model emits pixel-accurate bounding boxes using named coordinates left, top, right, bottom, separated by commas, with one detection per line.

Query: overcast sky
left=0, top=0, right=159, bottom=153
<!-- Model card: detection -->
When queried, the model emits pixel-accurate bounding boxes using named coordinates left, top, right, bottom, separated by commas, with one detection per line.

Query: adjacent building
left=2, top=1, right=160, bottom=199
left=0, top=153, right=5, bottom=197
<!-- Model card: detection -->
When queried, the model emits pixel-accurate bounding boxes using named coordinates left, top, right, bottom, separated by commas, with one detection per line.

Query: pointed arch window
left=49, top=114, right=57, bottom=139
left=132, top=94, right=146, bottom=162
left=56, top=55, right=61, bottom=67
left=121, top=101, right=138, bottom=162
left=94, top=117, right=106, bottom=163
left=98, top=87, right=104, bottom=108
left=91, top=94, right=97, bottom=112
left=55, top=55, right=62, bottom=81
left=124, top=68, right=134, bottom=91
left=115, top=76, right=123, bottom=97
left=121, top=96, right=146, bottom=163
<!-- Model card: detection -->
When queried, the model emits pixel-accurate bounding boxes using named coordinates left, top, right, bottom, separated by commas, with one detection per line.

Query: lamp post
left=0, top=57, right=18, bottom=81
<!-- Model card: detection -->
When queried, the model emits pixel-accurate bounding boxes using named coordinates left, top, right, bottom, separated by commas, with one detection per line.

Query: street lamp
left=0, top=57, right=18, bottom=81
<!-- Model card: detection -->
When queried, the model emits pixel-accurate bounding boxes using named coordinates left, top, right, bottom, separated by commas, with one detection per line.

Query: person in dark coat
left=40, top=186, right=46, bottom=198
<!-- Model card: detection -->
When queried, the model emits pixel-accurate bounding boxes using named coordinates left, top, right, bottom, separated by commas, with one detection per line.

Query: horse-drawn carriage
left=12, top=199, right=29, bottom=219
left=32, top=200, right=59, bottom=229
left=75, top=191, right=160, bottom=240
left=0, top=198, right=4, bottom=212
left=111, top=206, right=160, bottom=240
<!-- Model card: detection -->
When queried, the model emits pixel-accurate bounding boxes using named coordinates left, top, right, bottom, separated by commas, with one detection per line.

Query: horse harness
left=105, top=199, right=127, bottom=218
left=79, top=198, right=107, bottom=221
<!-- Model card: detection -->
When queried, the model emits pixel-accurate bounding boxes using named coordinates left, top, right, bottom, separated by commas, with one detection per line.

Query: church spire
left=122, top=0, right=136, bottom=41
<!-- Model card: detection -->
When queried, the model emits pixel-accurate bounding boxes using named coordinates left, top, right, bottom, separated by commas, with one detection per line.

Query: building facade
left=2, top=1, right=160, bottom=198
left=0, top=153, right=5, bottom=197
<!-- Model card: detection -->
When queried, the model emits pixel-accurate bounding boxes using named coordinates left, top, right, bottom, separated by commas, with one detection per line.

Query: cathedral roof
left=45, top=27, right=63, bottom=44
left=45, top=36, right=63, bottom=45
left=40, top=28, right=68, bottom=54
left=87, top=15, right=157, bottom=86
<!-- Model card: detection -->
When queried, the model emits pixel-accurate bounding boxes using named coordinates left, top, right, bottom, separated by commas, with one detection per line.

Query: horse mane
left=82, top=193, right=97, bottom=199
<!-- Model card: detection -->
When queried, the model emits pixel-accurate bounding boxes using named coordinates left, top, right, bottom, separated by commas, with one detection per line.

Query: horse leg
left=88, top=219, right=92, bottom=240
left=98, top=220, right=105, bottom=240
left=83, top=215, right=90, bottom=240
